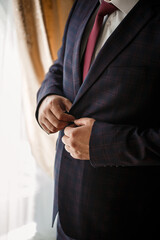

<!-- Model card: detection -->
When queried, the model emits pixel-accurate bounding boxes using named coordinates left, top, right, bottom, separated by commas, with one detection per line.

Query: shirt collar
left=99, top=0, right=139, bottom=15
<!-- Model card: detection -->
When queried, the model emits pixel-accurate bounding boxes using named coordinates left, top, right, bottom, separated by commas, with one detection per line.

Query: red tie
left=83, top=1, right=117, bottom=81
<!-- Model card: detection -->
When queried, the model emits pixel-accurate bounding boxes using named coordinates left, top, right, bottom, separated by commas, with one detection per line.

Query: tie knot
left=98, top=0, right=117, bottom=17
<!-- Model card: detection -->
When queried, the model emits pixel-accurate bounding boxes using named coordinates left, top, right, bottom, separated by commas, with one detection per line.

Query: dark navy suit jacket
left=36, top=0, right=160, bottom=239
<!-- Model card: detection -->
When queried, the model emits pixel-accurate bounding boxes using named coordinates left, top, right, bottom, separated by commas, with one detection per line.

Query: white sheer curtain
left=0, top=0, right=56, bottom=239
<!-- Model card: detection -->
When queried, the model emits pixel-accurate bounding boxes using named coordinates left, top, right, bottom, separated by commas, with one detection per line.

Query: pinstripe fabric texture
left=36, top=0, right=160, bottom=239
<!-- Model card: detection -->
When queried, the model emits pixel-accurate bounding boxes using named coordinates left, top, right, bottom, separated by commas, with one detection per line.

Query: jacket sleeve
left=89, top=121, right=160, bottom=167
left=35, top=1, right=78, bottom=122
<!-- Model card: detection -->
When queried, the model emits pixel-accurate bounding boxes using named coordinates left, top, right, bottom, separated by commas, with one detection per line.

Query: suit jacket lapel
left=71, top=0, right=155, bottom=110
left=72, top=0, right=99, bottom=97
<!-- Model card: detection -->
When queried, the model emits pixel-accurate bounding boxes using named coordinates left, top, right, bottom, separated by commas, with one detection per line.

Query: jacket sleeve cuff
left=89, top=121, right=124, bottom=168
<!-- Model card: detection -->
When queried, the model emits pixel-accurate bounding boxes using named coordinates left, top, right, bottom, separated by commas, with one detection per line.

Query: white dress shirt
left=81, top=0, right=139, bottom=61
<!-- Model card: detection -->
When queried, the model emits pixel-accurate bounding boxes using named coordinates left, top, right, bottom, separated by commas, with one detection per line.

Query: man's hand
left=62, top=118, right=95, bottom=160
left=38, top=95, right=75, bottom=134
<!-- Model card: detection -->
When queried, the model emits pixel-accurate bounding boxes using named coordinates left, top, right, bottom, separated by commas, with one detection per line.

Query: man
left=36, top=0, right=160, bottom=239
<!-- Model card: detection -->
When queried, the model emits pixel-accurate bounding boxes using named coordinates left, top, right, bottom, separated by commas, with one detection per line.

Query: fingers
left=64, top=144, right=70, bottom=153
left=38, top=95, right=75, bottom=134
left=63, top=98, right=73, bottom=112
left=74, top=117, right=95, bottom=126
left=42, top=117, right=58, bottom=133
left=62, top=135, right=84, bottom=160
left=62, top=136, right=81, bottom=159
left=40, top=122, right=53, bottom=135
left=50, top=104, right=75, bottom=122
left=74, top=118, right=88, bottom=126
left=49, top=97, right=75, bottom=122
left=62, top=118, right=95, bottom=160
left=64, top=124, right=77, bottom=137
left=41, top=110, right=73, bottom=133
left=46, top=110, right=69, bottom=130
left=62, top=135, right=71, bottom=153
left=40, top=116, right=69, bottom=134
left=62, top=135, right=70, bottom=145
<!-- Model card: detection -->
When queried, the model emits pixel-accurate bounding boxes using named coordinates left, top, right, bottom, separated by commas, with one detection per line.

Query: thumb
left=74, top=118, right=89, bottom=126
left=63, top=98, right=73, bottom=112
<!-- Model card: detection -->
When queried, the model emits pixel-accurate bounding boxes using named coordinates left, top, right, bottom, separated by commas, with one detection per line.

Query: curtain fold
left=40, top=0, right=75, bottom=64
left=12, top=0, right=74, bottom=177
